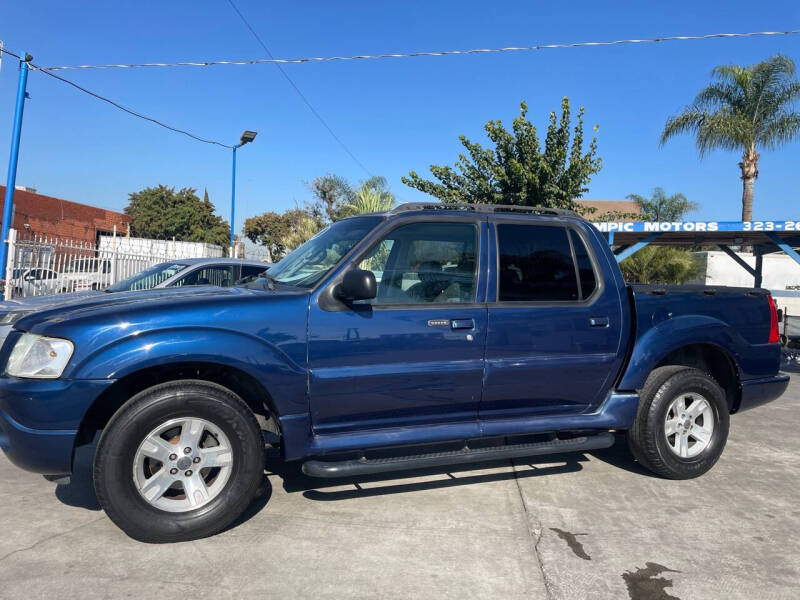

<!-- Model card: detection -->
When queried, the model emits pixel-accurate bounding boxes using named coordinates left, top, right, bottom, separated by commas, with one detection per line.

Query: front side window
left=357, top=222, right=478, bottom=305
left=174, top=266, right=235, bottom=287
left=497, top=224, right=581, bottom=302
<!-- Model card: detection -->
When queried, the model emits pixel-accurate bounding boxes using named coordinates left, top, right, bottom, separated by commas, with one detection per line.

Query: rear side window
left=569, top=229, right=597, bottom=298
left=497, top=224, right=581, bottom=302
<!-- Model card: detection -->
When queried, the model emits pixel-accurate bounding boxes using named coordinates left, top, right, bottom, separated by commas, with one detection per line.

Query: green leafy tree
left=244, top=174, right=395, bottom=260
left=341, top=176, right=396, bottom=216
left=620, top=246, right=702, bottom=284
left=307, top=174, right=356, bottom=223
left=402, top=98, right=602, bottom=212
left=626, top=187, right=698, bottom=221
left=661, top=54, right=800, bottom=221
left=243, top=208, right=323, bottom=261
left=125, top=185, right=230, bottom=249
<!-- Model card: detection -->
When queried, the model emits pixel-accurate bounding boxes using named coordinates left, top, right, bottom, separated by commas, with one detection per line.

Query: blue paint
left=0, top=207, right=787, bottom=476
left=614, top=233, right=661, bottom=261
left=595, top=220, right=800, bottom=233
left=230, top=146, right=237, bottom=251
left=617, top=285, right=779, bottom=390
left=0, top=54, right=31, bottom=279
left=766, top=231, right=800, bottom=266
left=738, top=375, right=789, bottom=412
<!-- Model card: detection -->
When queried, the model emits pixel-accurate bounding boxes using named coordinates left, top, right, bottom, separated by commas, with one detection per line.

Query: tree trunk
left=741, top=177, right=754, bottom=222
left=738, top=148, right=759, bottom=222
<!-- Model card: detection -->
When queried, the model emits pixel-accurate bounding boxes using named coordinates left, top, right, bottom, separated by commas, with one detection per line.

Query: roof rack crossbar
left=390, top=202, right=580, bottom=218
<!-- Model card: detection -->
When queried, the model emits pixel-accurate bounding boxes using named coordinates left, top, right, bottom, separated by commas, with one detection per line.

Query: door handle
left=589, top=316, right=610, bottom=328
left=451, top=318, right=475, bottom=330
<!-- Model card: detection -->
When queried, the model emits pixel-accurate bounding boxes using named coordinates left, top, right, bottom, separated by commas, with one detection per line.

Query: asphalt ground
left=1, top=374, right=798, bottom=599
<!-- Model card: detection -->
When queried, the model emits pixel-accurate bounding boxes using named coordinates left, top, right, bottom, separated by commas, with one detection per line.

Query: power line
left=225, top=0, right=371, bottom=175
left=34, top=29, right=800, bottom=71
left=0, top=46, right=233, bottom=148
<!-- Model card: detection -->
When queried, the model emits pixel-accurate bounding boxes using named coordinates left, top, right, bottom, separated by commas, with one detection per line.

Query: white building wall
left=98, top=236, right=223, bottom=258
left=692, top=250, right=800, bottom=317
left=692, top=251, right=800, bottom=290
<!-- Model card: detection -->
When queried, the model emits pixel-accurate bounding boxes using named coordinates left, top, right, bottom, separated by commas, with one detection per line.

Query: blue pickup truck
left=0, top=203, right=788, bottom=542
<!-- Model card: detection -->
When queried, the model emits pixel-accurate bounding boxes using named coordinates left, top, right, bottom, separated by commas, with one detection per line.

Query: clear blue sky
left=1, top=0, right=799, bottom=234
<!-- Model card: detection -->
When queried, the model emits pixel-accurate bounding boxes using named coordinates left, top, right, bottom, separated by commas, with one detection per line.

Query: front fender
left=69, top=327, right=308, bottom=415
left=618, top=315, right=746, bottom=390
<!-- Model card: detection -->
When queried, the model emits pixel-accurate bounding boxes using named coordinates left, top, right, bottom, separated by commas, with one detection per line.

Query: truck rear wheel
left=627, top=366, right=729, bottom=479
left=93, top=380, right=265, bottom=543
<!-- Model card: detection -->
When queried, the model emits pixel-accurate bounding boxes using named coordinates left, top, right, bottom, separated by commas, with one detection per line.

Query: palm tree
left=620, top=246, right=701, bottom=284
left=341, top=176, right=396, bottom=216
left=660, top=54, right=800, bottom=221
left=626, top=187, right=698, bottom=221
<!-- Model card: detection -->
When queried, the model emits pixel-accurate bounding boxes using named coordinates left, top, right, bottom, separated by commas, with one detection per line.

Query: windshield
left=267, top=216, right=382, bottom=288
left=107, top=262, right=189, bottom=292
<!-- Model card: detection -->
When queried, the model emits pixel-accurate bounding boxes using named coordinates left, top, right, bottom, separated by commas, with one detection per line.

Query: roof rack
left=390, top=202, right=581, bottom=218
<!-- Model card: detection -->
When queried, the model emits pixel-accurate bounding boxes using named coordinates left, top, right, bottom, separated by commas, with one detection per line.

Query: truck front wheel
left=93, top=380, right=265, bottom=543
left=627, top=366, right=729, bottom=479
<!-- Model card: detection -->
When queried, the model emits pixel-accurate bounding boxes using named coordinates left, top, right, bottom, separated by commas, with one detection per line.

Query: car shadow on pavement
left=585, top=433, right=661, bottom=478
left=52, top=433, right=654, bottom=529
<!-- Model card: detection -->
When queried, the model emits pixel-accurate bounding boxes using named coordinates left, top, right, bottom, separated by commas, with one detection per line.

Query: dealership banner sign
left=593, top=221, right=800, bottom=233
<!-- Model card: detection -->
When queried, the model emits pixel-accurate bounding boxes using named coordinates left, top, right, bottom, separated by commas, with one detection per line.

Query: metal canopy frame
left=594, top=220, right=800, bottom=288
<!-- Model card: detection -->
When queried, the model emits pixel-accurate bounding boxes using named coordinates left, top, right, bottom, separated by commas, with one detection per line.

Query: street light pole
left=230, top=145, right=237, bottom=254
left=0, top=52, right=32, bottom=281
left=229, top=130, right=257, bottom=257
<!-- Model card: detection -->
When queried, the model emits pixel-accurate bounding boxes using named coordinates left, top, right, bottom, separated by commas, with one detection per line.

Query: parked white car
left=8, top=268, right=61, bottom=298
left=59, top=258, right=113, bottom=292
left=0, top=258, right=270, bottom=345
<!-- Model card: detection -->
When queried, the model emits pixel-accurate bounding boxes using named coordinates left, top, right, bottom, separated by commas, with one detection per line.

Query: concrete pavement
left=0, top=376, right=798, bottom=599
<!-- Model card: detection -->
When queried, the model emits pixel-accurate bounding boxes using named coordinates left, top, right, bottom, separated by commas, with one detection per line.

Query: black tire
left=94, top=380, right=265, bottom=543
left=627, top=366, right=729, bottom=479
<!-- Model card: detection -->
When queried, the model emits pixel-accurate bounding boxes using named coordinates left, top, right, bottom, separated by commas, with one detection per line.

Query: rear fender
left=618, top=315, right=745, bottom=391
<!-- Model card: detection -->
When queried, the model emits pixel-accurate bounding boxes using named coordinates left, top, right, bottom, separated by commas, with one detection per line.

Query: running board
left=302, top=432, right=615, bottom=478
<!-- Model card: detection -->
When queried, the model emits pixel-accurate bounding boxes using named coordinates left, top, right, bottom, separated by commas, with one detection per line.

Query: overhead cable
left=35, top=30, right=800, bottom=72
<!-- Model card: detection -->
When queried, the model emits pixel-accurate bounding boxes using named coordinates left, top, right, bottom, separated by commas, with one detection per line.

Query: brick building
left=0, top=186, right=130, bottom=244
left=576, top=200, right=642, bottom=220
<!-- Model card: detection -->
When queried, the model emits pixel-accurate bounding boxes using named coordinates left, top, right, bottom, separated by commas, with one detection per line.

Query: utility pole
left=0, top=52, right=32, bottom=281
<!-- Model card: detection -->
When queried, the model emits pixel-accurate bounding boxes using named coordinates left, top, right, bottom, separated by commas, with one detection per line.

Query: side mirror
left=336, top=268, right=377, bottom=302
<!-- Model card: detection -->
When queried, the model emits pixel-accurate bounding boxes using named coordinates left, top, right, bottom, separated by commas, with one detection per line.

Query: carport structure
left=593, top=220, right=800, bottom=288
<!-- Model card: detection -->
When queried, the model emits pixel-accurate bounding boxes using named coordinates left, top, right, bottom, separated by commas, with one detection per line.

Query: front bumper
left=736, top=374, right=790, bottom=412
left=0, top=378, right=114, bottom=474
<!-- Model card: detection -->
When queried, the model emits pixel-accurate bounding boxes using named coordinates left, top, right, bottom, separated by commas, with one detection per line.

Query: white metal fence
left=2, top=228, right=223, bottom=300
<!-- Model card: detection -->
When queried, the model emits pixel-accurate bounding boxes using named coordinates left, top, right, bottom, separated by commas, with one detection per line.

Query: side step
left=302, top=432, right=615, bottom=478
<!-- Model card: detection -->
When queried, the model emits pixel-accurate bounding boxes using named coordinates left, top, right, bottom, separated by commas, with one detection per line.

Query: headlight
left=6, top=334, right=74, bottom=379
left=0, top=311, right=33, bottom=325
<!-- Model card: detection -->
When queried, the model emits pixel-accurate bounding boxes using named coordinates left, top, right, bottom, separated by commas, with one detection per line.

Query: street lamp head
left=240, top=130, right=257, bottom=145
